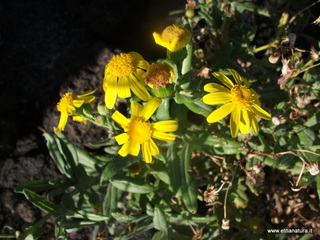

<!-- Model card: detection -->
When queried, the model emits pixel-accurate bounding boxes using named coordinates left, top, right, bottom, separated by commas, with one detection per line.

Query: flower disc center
left=107, top=53, right=136, bottom=77
left=231, top=85, right=253, bottom=108
left=128, top=117, right=153, bottom=144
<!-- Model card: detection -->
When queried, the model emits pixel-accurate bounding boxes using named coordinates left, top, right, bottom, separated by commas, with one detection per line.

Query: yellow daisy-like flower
left=111, top=97, right=178, bottom=163
left=55, top=90, right=96, bottom=132
left=202, top=69, right=271, bottom=137
left=144, top=62, right=174, bottom=89
left=103, top=52, right=151, bottom=109
left=153, top=25, right=191, bottom=52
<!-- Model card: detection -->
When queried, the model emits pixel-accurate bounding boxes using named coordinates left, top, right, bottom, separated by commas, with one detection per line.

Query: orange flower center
left=162, top=25, right=187, bottom=42
left=145, top=62, right=173, bottom=89
left=57, top=92, right=75, bottom=113
left=107, top=53, right=136, bottom=77
left=127, top=117, right=153, bottom=144
left=230, top=85, right=254, bottom=109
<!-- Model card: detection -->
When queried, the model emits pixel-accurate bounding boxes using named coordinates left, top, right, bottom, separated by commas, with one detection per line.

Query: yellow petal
left=117, top=76, right=131, bottom=98
left=149, top=139, right=159, bottom=155
left=249, top=111, right=259, bottom=133
left=118, top=142, right=129, bottom=157
left=78, top=89, right=97, bottom=97
left=128, top=141, right=140, bottom=156
left=72, top=99, right=84, bottom=108
left=204, top=83, right=230, bottom=93
left=153, top=120, right=178, bottom=132
left=152, top=131, right=176, bottom=141
left=129, top=75, right=150, bottom=101
left=118, top=140, right=140, bottom=157
left=72, top=116, right=87, bottom=123
left=129, top=51, right=144, bottom=61
left=227, top=69, right=243, bottom=86
left=131, top=101, right=143, bottom=117
left=206, top=102, right=235, bottom=123
left=212, top=72, right=234, bottom=89
left=141, top=97, right=161, bottom=121
left=115, top=133, right=129, bottom=145
left=239, top=109, right=250, bottom=134
left=105, top=77, right=118, bottom=109
left=112, top=111, right=130, bottom=126
left=142, top=142, right=152, bottom=163
left=202, top=92, right=231, bottom=105
left=230, top=107, right=240, bottom=137
left=55, top=112, right=69, bottom=132
left=251, top=104, right=271, bottom=120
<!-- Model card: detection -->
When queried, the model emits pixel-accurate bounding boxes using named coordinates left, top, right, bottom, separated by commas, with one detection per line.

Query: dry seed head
left=204, top=186, right=219, bottom=203
left=306, top=162, right=320, bottom=176
left=310, top=46, right=319, bottom=60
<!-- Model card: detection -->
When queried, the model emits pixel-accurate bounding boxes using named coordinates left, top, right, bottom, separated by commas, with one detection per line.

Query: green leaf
left=111, top=213, right=149, bottom=223
left=167, top=143, right=198, bottom=213
left=72, top=210, right=109, bottom=222
left=153, top=207, right=168, bottom=231
left=179, top=144, right=198, bottom=213
left=317, top=175, right=320, bottom=203
left=152, top=230, right=168, bottom=240
left=43, top=132, right=68, bottom=176
left=167, top=143, right=181, bottom=193
left=295, top=126, right=315, bottom=146
left=100, top=155, right=138, bottom=184
left=15, top=179, right=70, bottom=193
left=17, top=214, right=52, bottom=240
left=22, top=189, right=65, bottom=216
left=110, top=176, right=155, bottom=194
left=103, top=184, right=119, bottom=218
left=184, top=99, right=212, bottom=117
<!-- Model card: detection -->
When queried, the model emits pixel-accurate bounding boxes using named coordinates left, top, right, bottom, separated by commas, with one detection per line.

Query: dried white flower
left=306, top=162, right=320, bottom=176
left=312, top=16, right=320, bottom=26
left=222, top=218, right=230, bottom=230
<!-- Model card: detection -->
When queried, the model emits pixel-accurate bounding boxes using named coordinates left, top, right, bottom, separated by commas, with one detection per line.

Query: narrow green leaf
left=184, top=99, right=212, bottom=117
left=179, top=144, right=198, bottom=213
left=15, top=179, right=70, bottom=193
left=100, top=155, right=137, bottom=184
left=167, top=143, right=181, bottom=193
left=17, top=214, right=51, bottom=240
left=103, top=184, right=119, bottom=218
left=153, top=207, right=168, bottom=231
left=22, top=189, right=65, bottom=216
left=43, top=132, right=68, bottom=176
left=297, top=128, right=315, bottom=146
left=152, top=230, right=168, bottom=240
left=72, top=210, right=109, bottom=222
left=110, top=176, right=155, bottom=194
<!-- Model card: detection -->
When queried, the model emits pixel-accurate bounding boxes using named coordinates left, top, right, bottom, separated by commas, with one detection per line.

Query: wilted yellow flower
left=111, top=97, right=178, bottom=163
left=103, top=52, right=150, bottom=109
left=144, top=62, right=174, bottom=89
left=202, top=69, right=271, bottom=137
left=55, top=90, right=96, bottom=132
left=153, top=25, right=191, bottom=52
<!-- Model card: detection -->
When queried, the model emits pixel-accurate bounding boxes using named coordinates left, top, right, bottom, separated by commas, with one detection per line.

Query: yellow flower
left=103, top=52, right=151, bottom=109
left=55, top=90, right=96, bottom=132
left=153, top=25, right=191, bottom=52
left=111, top=97, right=178, bottom=163
left=202, top=69, right=271, bottom=137
left=144, top=62, right=174, bottom=89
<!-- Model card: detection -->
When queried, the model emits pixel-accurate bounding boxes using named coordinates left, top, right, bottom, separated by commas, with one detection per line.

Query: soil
left=0, top=0, right=183, bottom=238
